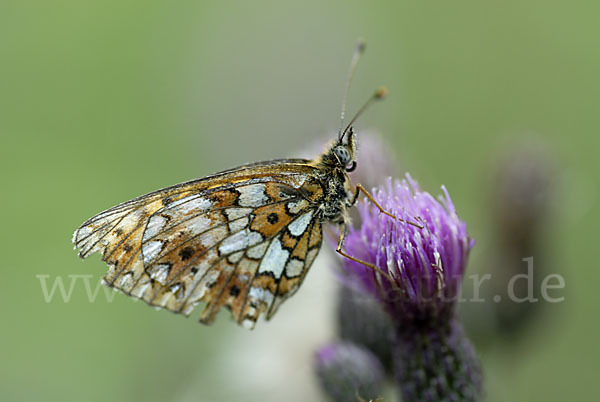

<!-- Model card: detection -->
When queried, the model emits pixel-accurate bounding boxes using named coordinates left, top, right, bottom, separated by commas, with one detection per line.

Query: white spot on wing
left=143, top=240, right=164, bottom=264
left=116, top=273, right=134, bottom=289
left=288, top=175, right=307, bottom=188
left=285, top=259, right=304, bottom=277
left=228, top=250, right=244, bottom=263
left=148, top=263, right=170, bottom=284
left=143, top=215, right=168, bottom=241
left=237, top=184, right=268, bottom=207
left=247, top=242, right=268, bottom=259
left=242, top=318, right=256, bottom=330
left=106, top=265, right=116, bottom=278
left=199, top=226, right=228, bottom=249
left=186, top=214, right=213, bottom=234
left=287, top=199, right=309, bottom=214
left=170, top=283, right=181, bottom=292
left=218, top=229, right=263, bottom=255
left=249, top=287, right=274, bottom=306
left=116, top=209, right=144, bottom=233
left=188, top=249, right=218, bottom=282
left=168, top=195, right=212, bottom=214
left=225, top=207, right=253, bottom=220
left=258, top=239, right=289, bottom=277
left=186, top=269, right=219, bottom=306
left=228, top=216, right=249, bottom=233
left=74, top=226, right=91, bottom=243
left=287, top=210, right=313, bottom=237
left=130, top=281, right=151, bottom=298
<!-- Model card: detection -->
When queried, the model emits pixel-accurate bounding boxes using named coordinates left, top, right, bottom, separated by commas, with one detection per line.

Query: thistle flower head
left=343, top=175, right=473, bottom=323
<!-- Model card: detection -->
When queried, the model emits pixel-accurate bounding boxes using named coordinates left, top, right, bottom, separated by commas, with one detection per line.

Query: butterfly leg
left=353, top=183, right=423, bottom=229
left=335, top=222, right=395, bottom=282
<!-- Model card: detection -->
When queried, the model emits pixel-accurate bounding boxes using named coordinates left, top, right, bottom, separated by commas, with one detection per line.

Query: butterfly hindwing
left=209, top=209, right=323, bottom=329
left=73, top=160, right=326, bottom=328
left=264, top=212, right=323, bottom=321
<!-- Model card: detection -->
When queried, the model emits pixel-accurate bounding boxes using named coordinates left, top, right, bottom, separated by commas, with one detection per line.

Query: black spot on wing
left=179, top=246, right=195, bottom=261
left=267, top=213, right=279, bottom=224
left=229, top=285, right=241, bottom=297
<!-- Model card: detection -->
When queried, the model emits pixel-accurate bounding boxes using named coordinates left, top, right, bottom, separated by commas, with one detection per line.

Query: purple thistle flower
left=344, top=175, right=473, bottom=321
left=341, top=176, right=482, bottom=401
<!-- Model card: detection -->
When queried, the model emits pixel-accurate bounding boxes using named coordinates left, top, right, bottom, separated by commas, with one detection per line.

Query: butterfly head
left=331, top=127, right=358, bottom=172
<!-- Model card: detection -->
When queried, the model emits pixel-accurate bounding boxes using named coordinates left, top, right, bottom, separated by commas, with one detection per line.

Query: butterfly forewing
left=73, top=160, right=325, bottom=328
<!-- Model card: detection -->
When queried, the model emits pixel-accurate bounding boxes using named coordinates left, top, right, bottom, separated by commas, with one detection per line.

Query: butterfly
left=72, top=42, right=417, bottom=329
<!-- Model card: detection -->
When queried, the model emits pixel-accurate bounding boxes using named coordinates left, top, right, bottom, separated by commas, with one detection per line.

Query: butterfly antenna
left=340, top=86, right=388, bottom=141
left=338, top=39, right=366, bottom=141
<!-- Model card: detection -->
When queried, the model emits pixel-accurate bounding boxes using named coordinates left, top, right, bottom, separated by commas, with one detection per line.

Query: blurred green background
left=1, top=1, right=598, bottom=401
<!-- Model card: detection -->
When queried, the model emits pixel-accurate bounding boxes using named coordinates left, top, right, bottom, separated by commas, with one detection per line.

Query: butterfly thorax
left=311, top=146, right=355, bottom=225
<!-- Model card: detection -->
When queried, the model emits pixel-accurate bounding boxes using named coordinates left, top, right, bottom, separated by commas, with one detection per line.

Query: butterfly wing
left=73, top=159, right=324, bottom=329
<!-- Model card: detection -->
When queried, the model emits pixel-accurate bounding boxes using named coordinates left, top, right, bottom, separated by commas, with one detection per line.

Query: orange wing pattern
left=73, top=160, right=324, bottom=328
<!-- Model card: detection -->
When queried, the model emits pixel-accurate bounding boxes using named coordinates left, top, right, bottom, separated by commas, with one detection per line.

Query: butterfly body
left=73, top=133, right=359, bottom=329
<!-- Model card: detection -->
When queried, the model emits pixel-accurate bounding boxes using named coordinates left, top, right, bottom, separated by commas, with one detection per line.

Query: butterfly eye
left=334, top=146, right=351, bottom=165
left=345, top=161, right=357, bottom=172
